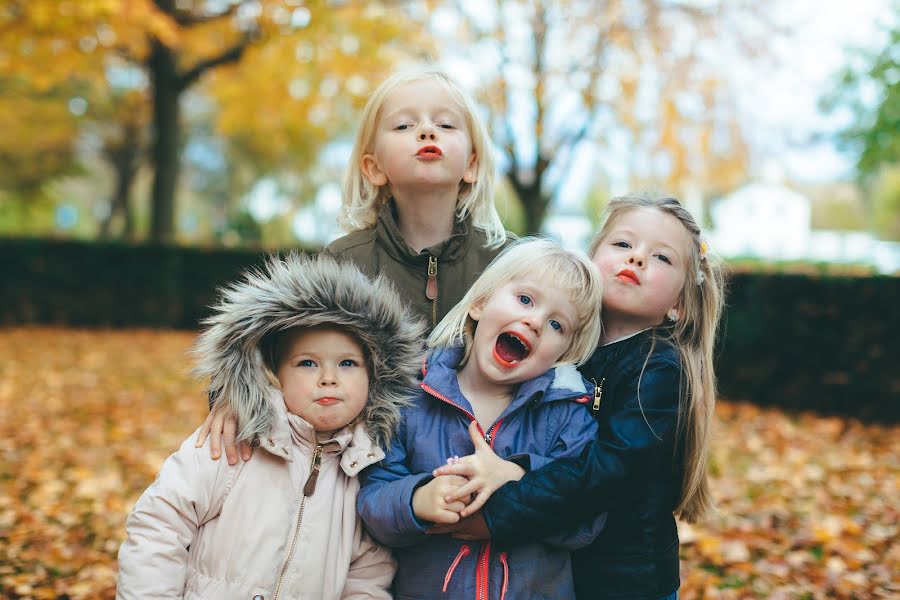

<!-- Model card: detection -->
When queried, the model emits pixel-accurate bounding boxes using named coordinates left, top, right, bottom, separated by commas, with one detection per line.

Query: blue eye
left=339, top=359, right=358, bottom=367
left=549, top=320, right=562, bottom=332
left=518, top=294, right=532, bottom=305
left=297, top=359, right=315, bottom=367
left=395, top=124, right=410, bottom=130
left=656, top=254, right=671, bottom=264
left=614, top=241, right=630, bottom=248
left=440, top=123, right=455, bottom=129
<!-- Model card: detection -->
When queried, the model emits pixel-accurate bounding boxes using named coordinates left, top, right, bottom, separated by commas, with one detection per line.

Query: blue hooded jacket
left=358, top=346, right=604, bottom=600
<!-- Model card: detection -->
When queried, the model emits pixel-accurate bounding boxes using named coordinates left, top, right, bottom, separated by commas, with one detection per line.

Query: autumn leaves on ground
left=0, top=328, right=896, bottom=599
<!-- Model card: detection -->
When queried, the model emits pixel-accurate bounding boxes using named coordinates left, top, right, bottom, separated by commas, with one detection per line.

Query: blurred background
left=1, top=0, right=898, bottom=262
left=0, top=1, right=898, bottom=599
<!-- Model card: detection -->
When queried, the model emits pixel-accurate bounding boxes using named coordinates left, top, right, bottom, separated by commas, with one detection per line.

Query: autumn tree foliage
left=440, top=0, right=772, bottom=233
left=0, top=0, right=428, bottom=242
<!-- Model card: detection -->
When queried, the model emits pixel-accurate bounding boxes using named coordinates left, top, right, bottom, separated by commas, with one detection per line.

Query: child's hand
left=432, top=421, right=525, bottom=517
left=427, top=511, right=491, bottom=541
left=195, top=403, right=252, bottom=465
left=412, top=475, right=470, bottom=524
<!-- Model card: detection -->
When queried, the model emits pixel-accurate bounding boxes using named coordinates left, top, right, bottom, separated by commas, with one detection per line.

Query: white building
left=709, top=181, right=812, bottom=260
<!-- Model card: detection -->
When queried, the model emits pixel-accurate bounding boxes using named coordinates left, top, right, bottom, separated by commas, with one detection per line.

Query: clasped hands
left=413, top=421, right=525, bottom=541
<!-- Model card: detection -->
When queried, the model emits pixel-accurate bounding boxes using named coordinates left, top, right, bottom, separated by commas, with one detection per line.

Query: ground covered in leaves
left=0, top=327, right=897, bottom=599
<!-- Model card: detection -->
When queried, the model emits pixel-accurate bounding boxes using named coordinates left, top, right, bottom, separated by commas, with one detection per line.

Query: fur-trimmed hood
left=193, top=252, right=426, bottom=449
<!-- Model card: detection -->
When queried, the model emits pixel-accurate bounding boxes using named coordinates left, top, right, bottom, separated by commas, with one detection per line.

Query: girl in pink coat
left=117, top=253, right=425, bottom=600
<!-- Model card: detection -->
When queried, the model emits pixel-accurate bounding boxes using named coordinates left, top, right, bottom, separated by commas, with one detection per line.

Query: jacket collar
left=422, top=346, right=590, bottom=418
left=261, top=389, right=385, bottom=476
left=375, top=200, right=475, bottom=264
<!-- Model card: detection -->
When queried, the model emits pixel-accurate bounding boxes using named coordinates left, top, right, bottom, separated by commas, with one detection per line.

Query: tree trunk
left=508, top=158, right=551, bottom=235
left=147, top=38, right=181, bottom=244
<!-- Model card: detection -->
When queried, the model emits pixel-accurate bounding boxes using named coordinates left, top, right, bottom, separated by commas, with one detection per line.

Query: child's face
left=592, top=207, right=690, bottom=329
left=362, top=79, right=478, bottom=196
left=275, top=327, right=369, bottom=438
left=466, top=275, right=577, bottom=389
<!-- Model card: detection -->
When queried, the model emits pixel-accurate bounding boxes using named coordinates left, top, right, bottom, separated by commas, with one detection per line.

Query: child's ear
left=361, top=154, right=388, bottom=186
left=462, top=152, right=478, bottom=184
left=468, top=297, right=485, bottom=321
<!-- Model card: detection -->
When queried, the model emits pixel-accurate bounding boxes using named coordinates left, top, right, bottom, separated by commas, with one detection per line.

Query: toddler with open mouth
left=357, top=237, right=605, bottom=599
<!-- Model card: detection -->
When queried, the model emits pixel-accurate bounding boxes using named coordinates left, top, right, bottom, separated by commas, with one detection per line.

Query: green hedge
left=1, top=238, right=898, bottom=421
left=0, top=238, right=283, bottom=329
left=717, top=272, right=899, bottom=422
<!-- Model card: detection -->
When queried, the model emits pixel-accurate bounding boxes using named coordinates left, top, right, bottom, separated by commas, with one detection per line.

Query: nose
left=319, top=366, right=337, bottom=386
left=522, top=312, right=541, bottom=335
left=627, top=249, right=645, bottom=268
left=417, top=121, right=437, bottom=141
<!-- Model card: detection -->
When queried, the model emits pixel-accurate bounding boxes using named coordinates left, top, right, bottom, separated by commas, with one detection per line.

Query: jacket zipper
left=273, top=443, right=322, bottom=600
left=476, top=541, right=491, bottom=600
left=591, top=377, right=605, bottom=411
left=421, top=384, right=504, bottom=600
left=426, top=255, right=438, bottom=327
left=499, top=552, right=509, bottom=600
left=442, top=544, right=471, bottom=592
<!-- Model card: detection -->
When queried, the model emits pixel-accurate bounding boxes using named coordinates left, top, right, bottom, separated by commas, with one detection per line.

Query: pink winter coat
left=117, top=393, right=395, bottom=600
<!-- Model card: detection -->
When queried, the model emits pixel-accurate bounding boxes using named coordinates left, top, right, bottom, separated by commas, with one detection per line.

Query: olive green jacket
left=326, top=202, right=514, bottom=331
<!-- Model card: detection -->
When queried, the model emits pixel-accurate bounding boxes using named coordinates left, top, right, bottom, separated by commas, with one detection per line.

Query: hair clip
left=696, top=239, right=708, bottom=285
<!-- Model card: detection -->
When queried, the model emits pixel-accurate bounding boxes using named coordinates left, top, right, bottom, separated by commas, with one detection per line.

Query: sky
left=734, top=0, right=895, bottom=182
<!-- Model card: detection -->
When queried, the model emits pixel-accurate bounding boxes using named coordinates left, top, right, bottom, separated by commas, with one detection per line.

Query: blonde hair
left=339, top=67, right=506, bottom=248
left=429, top=237, right=603, bottom=368
left=589, top=194, right=725, bottom=523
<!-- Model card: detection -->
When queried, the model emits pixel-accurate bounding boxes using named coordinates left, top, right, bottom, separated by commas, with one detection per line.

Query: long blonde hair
left=429, top=237, right=603, bottom=367
left=589, top=195, right=725, bottom=523
left=339, top=67, right=505, bottom=248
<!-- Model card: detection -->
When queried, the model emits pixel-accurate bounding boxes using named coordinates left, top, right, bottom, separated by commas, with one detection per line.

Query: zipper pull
left=303, top=445, right=323, bottom=496
left=592, top=378, right=605, bottom=411
left=426, top=255, right=438, bottom=300
left=483, top=432, right=492, bottom=444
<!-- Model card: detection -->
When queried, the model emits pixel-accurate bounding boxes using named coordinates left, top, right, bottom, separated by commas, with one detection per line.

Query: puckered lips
left=416, top=145, right=443, bottom=160
left=492, top=331, right=532, bottom=368
left=315, top=396, right=340, bottom=406
left=616, top=268, right=640, bottom=285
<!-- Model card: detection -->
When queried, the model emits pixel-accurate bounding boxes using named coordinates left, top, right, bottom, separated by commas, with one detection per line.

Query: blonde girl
left=435, top=195, right=726, bottom=600
left=200, top=67, right=513, bottom=464
left=328, top=67, right=512, bottom=330
left=358, top=238, right=606, bottom=599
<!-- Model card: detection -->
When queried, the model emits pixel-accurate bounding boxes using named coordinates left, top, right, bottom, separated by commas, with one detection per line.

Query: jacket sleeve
left=357, top=414, right=433, bottom=548
left=116, top=431, right=240, bottom=599
left=483, top=357, right=681, bottom=546
left=341, top=515, right=397, bottom=600
left=535, top=399, right=607, bottom=550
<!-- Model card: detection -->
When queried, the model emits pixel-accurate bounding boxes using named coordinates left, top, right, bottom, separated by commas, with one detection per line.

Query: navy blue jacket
left=482, top=330, right=684, bottom=599
left=358, top=346, right=604, bottom=599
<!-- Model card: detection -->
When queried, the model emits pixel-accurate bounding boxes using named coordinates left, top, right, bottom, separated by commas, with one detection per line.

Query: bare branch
left=177, top=34, right=252, bottom=90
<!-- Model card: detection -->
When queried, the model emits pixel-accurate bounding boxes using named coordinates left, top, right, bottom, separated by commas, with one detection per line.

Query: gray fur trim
left=192, top=252, right=426, bottom=448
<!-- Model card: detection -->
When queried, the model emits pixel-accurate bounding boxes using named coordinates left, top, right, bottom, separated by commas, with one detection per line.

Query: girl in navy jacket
left=434, top=196, right=726, bottom=599
left=358, top=238, right=606, bottom=599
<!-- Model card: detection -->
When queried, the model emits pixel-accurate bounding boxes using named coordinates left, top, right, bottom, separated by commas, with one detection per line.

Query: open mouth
left=493, top=332, right=531, bottom=367
left=416, top=145, right=442, bottom=158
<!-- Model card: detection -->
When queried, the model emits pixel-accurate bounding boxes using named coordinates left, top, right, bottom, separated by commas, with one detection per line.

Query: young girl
left=328, top=67, right=513, bottom=331
left=202, top=67, right=513, bottom=464
left=434, top=195, right=725, bottom=600
left=357, top=238, right=606, bottom=599
left=117, top=253, right=425, bottom=599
